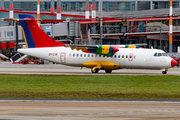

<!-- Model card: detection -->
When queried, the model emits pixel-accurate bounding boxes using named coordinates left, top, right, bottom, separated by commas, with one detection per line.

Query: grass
left=0, top=74, right=180, bottom=99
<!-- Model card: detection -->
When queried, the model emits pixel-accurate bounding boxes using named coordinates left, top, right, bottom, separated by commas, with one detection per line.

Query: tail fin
left=19, top=14, right=67, bottom=48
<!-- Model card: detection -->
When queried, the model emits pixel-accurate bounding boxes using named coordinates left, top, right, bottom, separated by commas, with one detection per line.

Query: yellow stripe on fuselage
left=22, top=27, right=29, bottom=48
left=128, top=45, right=136, bottom=48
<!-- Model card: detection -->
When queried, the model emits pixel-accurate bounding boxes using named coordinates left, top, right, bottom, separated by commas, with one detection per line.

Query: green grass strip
left=0, top=74, right=180, bottom=99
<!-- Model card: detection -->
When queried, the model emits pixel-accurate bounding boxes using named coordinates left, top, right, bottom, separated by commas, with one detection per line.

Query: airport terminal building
left=0, top=0, right=180, bottom=58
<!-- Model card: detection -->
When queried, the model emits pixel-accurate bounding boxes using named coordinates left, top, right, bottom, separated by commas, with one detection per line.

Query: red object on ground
left=171, top=57, right=180, bottom=62
left=12, top=60, right=44, bottom=64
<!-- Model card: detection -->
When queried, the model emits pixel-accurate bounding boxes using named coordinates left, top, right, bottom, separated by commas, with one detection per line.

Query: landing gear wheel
left=91, top=69, right=99, bottom=73
left=162, top=71, right=167, bottom=74
left=105, top=70, right=112, bottom=73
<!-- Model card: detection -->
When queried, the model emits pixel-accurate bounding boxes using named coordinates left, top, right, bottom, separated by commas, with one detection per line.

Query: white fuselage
left=18, top=47, right=173, bottom=70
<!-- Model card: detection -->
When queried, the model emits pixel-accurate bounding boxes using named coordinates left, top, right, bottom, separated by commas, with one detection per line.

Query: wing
left=66, top=44, right=119, bottom=57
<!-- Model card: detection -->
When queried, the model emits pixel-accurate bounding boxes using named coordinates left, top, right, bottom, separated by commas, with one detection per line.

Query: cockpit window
left=154, top=53, right=157, bottom=56
left=158, top=53, right=162, bottom=56
left=162, top=53, right=168, bottom=56
left=154, top=52, right=168, bottom=57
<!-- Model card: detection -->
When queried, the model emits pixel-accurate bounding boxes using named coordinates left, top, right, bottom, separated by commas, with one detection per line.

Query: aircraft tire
left=105, top=70, right=112, bottom=73
left=91, top=69, right=99, bottom=73
left=162, top=71, right=167, bottom=74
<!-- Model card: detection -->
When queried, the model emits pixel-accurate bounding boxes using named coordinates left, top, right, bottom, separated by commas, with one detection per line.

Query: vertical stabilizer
left=19, top=14, right=67, bottom=48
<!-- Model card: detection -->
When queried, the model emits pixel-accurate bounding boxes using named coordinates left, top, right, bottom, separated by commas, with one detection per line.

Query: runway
left=0, top=62, right=180, bottom=75
left=0, top=62, right=180, bottom=120
left=0, top=100, right=180, bottom=120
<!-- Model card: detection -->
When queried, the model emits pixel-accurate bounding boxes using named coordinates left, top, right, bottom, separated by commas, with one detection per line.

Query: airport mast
left=169, top=0, right=173, bottom=52
left=57, top=0, right=61, bottom=19
left=37, top=0, right=40, bottom=25
left=99, top=0, right=103, bottom=45
left=85, top=0, right=89, bottom=19
left=9, top=0, right=13, bottom=19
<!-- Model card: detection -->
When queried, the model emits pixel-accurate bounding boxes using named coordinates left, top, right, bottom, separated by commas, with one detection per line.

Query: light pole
left=99, top=0, right=103, bottom=45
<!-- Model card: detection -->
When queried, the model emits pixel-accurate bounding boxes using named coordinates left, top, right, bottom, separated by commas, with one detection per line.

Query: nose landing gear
left=161, top=68, right=168, bottom=74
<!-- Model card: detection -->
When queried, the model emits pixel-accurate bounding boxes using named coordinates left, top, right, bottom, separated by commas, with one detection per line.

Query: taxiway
left=0, top=62, right=180, bottom=75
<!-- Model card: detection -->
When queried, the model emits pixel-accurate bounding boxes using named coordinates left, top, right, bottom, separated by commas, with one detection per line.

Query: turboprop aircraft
left=17, top=14, right=177, bottom=74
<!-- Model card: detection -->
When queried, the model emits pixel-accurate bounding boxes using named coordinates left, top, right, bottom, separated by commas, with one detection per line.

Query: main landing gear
left=91, top=69, right=112, bottom=73
left=105, top=70, right=112, bottom=73
left=162, top=71, right=167, bottom=74
left=91, top=68, right=99, bottom=73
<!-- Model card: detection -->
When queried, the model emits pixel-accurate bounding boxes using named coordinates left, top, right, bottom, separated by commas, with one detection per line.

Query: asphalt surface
left=0, top=62, right=180, bottom=75
left=0, top=61, right=180, bottom=120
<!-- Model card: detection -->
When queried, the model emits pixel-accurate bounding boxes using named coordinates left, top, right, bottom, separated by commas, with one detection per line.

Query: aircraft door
left=60, top=52, right=66, bottom=63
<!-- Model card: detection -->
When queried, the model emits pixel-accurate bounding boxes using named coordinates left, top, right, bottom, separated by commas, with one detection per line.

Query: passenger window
left=158, top=53, right=162, bottom=56
left=88, top=54, right=90, bottom=57
left=99, top=55, right=101, bottom=57
left=73, top=53, right=75, bottom=57
left=154, top=53, right=157, bottom=56
left=122, top=55, right=124, bottom=58
left=129, top=55, right=132, bottom=58
left=103, top=55, right=105, bottom=57
left=84, top=54, right=86, bottom=57
left=95, top=55, right=97, bottom=57
left=80, top=54, right=82, bottom=57
left=118, top=55, right=120, bottom=58
left=77, top=54, right=79, bottom=57
left=114, top=55, right=116, bottom=58
left=126, top=55, right=128, bottom=58
left=91, top=54, right=93, bottom=57
left=134, top=55, right=136, bottom=59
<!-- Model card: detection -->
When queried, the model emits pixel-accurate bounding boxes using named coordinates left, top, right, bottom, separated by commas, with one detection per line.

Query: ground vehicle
left=12, top=59, right=44, bottom=64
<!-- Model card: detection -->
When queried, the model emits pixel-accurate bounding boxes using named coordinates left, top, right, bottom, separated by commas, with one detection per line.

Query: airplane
left=17, top=14, right=177, bottom=74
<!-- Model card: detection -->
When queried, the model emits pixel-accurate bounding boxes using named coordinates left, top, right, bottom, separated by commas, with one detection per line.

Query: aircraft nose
left=113, top=47, right=119, bottom=53
left=171, top=59, right=177, bottom=67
